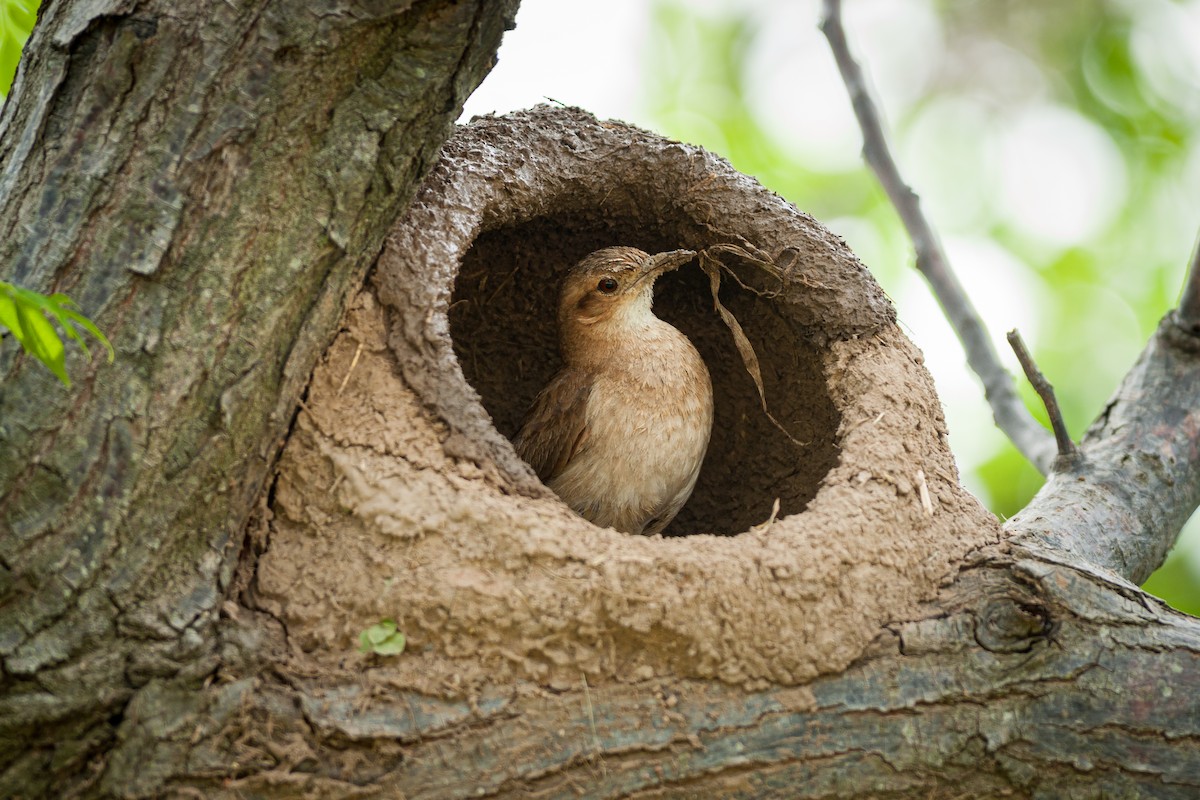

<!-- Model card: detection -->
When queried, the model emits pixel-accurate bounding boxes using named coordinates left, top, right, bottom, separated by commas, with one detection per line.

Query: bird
left=514, top=246, right=713, bottom=535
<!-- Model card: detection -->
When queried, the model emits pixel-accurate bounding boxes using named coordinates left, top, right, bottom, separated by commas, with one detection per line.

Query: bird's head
left=557, top=247, right=696, bottom=335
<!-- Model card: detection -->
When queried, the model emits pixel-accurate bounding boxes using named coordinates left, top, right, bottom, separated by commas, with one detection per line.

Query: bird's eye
left=596, top=277, right=619, bottom=294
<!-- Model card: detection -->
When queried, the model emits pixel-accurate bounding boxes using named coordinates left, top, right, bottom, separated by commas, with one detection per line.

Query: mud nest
left=255, top=106, right=999, bottom=689
left=402, top=106, right=897, bottom=536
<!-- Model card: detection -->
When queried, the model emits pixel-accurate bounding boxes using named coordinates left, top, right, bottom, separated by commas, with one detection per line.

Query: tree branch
left=820, top=0, right=1200, bottom=585
left=148, top=554, right=1200, bottom=797
left=819, top=0, right=1056, bottom=475
left=1006, top=317, right=1200, bottom=583
left=1006, top=328, right=1078, bottom=463
left=1175, top=229, right=1200, bottom=333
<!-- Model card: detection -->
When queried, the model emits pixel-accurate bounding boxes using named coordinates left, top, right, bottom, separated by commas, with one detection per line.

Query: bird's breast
left=549, top=320, right=713, bottom=533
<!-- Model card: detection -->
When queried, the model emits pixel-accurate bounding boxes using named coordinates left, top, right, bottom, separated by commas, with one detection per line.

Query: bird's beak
left=637, top=249, right=696, bottom=284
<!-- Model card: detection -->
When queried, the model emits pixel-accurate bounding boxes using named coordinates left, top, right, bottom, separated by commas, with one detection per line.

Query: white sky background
left=462, top=0, right=653, bottom=127
left=462, top=0, right=1200, bottom=560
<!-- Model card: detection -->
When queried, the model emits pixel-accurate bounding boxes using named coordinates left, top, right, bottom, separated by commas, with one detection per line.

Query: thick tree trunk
left=1, top=3, right=1198, bottom=800
left=0, top=1, right=516, bottom=795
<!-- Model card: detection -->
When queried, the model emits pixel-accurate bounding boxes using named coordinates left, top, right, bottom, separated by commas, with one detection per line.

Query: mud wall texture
left=254, top=106, right=1001, bottom=692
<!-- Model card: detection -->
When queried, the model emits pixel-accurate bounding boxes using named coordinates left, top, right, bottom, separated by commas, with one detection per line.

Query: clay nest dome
left=254, top=106, right=1000, bottom=692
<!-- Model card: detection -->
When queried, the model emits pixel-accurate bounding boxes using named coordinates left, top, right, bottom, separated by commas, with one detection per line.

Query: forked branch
left=819, top=0, right=1056, bottom=475
left=820, top=1, right=1200, bottom=581
left=1005, top=314, right=1200, bottom=583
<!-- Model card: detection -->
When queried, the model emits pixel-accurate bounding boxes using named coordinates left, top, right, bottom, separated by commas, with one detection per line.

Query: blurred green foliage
left=643, top=0, right=1200, bottom=614
left=0, top=0, right=36, bottom=95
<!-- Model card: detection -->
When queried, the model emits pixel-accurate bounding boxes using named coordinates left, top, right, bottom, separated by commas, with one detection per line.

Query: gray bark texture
left=1, top=2, right=1199, bottom=800
left=0, top=0, right=518, bottom=795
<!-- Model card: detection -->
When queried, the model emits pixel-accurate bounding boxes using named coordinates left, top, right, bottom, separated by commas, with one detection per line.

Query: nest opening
left=449, top=212, right=841, bottom=536
left=254, top=110, right=997, bottom=685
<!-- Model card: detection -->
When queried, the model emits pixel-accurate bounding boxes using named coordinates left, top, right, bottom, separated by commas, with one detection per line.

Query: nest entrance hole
left=449, top=213, right=841, bottom=536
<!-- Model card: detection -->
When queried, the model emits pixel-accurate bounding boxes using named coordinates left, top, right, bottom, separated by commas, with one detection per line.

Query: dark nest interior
left=448, top=213, right=842, bottom=537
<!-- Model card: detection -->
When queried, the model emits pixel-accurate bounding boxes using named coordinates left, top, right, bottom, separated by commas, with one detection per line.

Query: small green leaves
left=358, top=618, right=406, bottom=656
left=0, top=281, right=114, bottom=386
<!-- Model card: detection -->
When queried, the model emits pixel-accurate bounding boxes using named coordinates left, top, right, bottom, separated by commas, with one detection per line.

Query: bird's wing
left=513, top=368, right=592, bottom=482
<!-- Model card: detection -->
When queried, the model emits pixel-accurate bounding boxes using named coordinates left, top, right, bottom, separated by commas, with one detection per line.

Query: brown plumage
left=514, top=246, right=713, bottom=535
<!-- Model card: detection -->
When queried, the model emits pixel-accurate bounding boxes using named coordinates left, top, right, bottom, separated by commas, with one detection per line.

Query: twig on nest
left=819, top=0, right=1056, bottom=475
left=750, top=497, right=782, bottom=534
left=1006, top=329, right=1078, bottom=463
left=1174, top=229, right=1200, bottom=333
left=916, top=469, right=934, bottom=516
left=580, top=673, right=604, bottom=771
left=337, top=341, right=365, bottom=396
left=696, top=244, right=808, bottom=448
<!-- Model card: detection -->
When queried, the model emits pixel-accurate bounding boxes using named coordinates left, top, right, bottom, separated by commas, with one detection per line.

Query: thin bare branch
left=1006, top=329, right=1078, bottom=463
left=1175, top=229, right=1200, bottom=332
left=1006, top=318, right=1200, bottom=583
left=819, top=0, right=1056, bottom=475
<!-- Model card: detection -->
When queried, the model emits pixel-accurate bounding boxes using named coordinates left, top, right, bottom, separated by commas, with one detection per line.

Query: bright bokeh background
left=463, top=0, right=1200, bottom=614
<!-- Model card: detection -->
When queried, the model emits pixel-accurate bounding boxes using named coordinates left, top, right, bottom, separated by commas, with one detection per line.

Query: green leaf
left=357, top=618, right=406, bottom=656
left=13, top=293, right=67, bottom=384
left=49, top=295, right=114, bottom=362
left=0, top=290, right=22, bottom=339
left=0, top=0, right=39, bottom=97
left=1, top=280, right=113, bottom=383
left=372, top=634, right=406, bottom=656
left=367, top=619, right=396, bottom=644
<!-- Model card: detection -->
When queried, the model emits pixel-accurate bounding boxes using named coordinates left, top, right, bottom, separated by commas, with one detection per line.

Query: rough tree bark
left=0, top=0, right=518, bottom=795
left=1, top=3, right=1198, bottom=800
